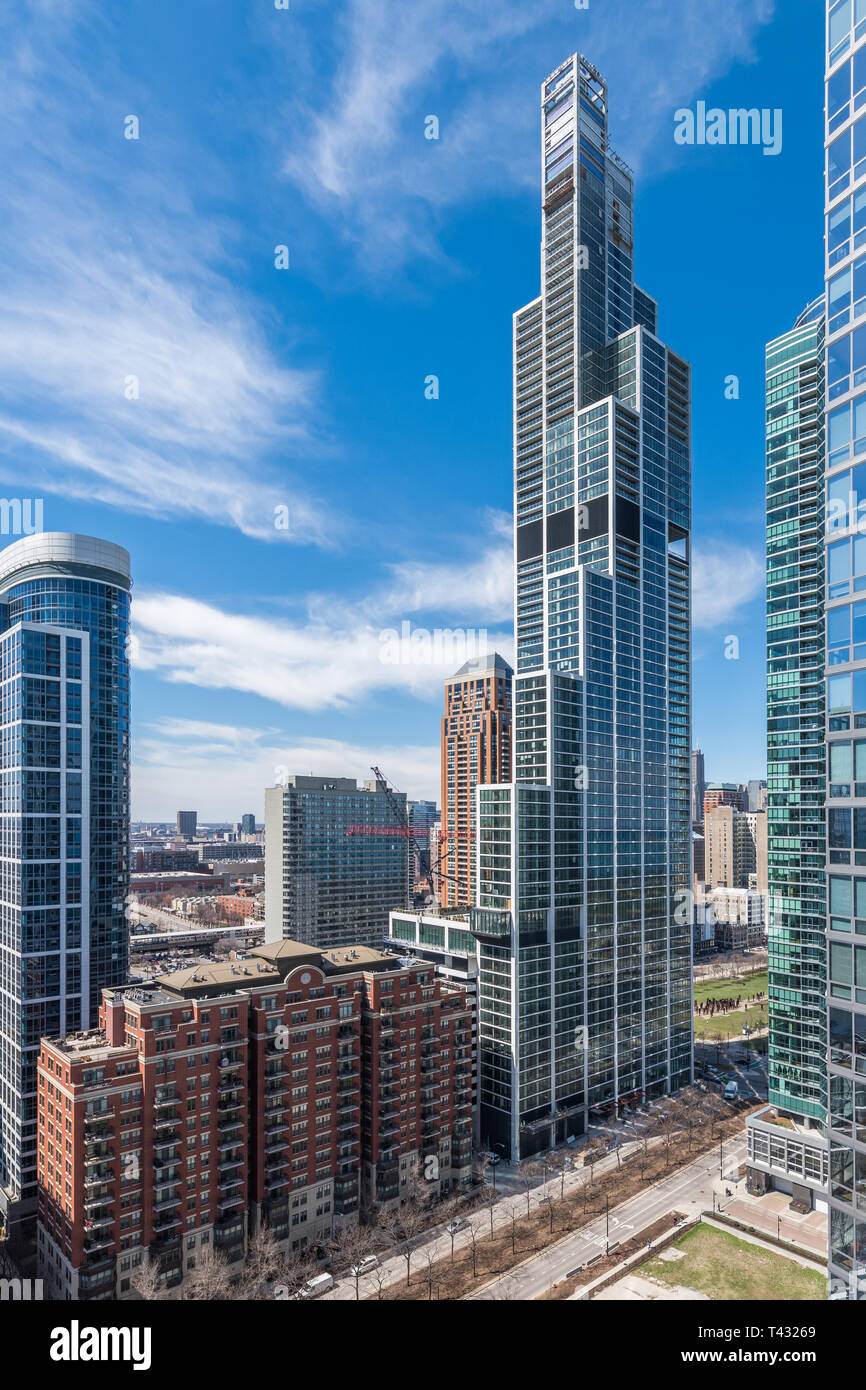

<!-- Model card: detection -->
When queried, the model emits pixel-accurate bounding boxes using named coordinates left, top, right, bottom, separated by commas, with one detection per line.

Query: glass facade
left=766, top=307, right=827, bottom=1126
left=0, top=534, right=130, bottom=1226
left=473, top=55, right=692, bottom=1160
left=264, top=776, right=411, bottom=951
left=827, top=0, right=866, bottom=1298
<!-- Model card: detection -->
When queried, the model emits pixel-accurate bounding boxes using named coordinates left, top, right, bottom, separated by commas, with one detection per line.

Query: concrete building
left=705, top=806, right=768, bottom=893
left=264, top=775, right=410, bottom=951
left=439, top=654, right=512, bottom=909
left=0, top=534, right=131, bottom=1244
left=176, top=812, right=198, bottom=840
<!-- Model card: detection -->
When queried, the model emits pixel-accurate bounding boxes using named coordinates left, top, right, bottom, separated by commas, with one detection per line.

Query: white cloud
left=279, top=0, right=776, bottom=271
left=692, top=538, right=763, bottom=630
left=133, top=584, right=513, bottom=714
left=0, top=7, right=335, bottom=545
left=133, top=719, right=441, bottom=820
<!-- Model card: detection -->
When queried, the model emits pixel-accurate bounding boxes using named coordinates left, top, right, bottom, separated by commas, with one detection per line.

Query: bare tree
left=330, top=1223, right=381, bottom=1301
left=271, top=1245, right=318, bottom=1301
left=130, top=1253, right=164, bottom=1301
left=583, top=1135, right=607, bottom=1185
left=547, top=1151, right=570, bottom=1201
left=233, top=1223, right=281, bottom=1297
left=377, top=1201, right=428, bottom=1289
left=466, top=1220, right=481, bottom=1278
left=516, top=1159, right=542, bottom=1217
left=538, top=1189, right=556, bottom=1236
left=182, top=1247, right=233, bottom=1300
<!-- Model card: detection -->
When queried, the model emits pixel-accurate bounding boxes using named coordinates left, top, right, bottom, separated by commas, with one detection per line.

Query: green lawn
left=693, top=970, right=767, bottom=1006
left=640, top=1223, right=826, bottom=1301
left=695, top=1003, right=768, bottom=1041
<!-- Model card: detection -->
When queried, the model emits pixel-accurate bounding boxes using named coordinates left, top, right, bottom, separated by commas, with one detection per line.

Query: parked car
left=446, top=1218, right=468, bottom=1235
left=482, top=1151, right=502, bottom=1166
left=349, top=1255, right=378, bottom=1277
left=297, top=1272, right=334, bottom=1300
left=724, top=1080, right=739, bottom=1101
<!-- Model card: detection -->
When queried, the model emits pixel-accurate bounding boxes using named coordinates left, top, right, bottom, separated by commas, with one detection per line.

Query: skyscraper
left=0, top=533, right=131, bottom=1239
left=765, top=307, right=827, bottom=1129
left=176, top=810, right=197, bottom=839
left=825, top=0, right=866, bottom=1299
left=264, top=775, right=410, bottom=951
left=440, top=653, right=512, bottom=908
left=241, top=813, right=256, bottom=836
left=691, top=747, right=706, bottom=827
left=473, top=55, right=692, bottom=1160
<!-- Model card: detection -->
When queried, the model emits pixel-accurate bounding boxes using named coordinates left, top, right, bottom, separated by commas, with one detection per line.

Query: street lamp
left=605, top=1194, right=610, bottom=1255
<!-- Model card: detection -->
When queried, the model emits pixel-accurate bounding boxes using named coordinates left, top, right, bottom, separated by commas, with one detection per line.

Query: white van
left=298, top=1272, right=334, bottom=1299
left=350, top=1255, right=378, bottom=1276
left=723, top=1081, right=739, bottom=1101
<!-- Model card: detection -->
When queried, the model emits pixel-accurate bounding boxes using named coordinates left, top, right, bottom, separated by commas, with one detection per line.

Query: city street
left=469, top=1135, right=747, bottom=1300
left=321, top=1119, right=747, bottom=1301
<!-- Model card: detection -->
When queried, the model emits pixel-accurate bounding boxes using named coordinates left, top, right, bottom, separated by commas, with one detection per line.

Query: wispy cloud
left=692, top=537, right=763, bottom=630
left=279, top=0, right=776, bottom=272
left=0, top=5, right=336, bottom=545
left=133, top=718, right=441, bottom=819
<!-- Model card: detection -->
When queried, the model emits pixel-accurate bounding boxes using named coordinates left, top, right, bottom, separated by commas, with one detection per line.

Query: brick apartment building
left=440, top=653, right=512, bottom=908
left=36, top=941, right=473, bottom=1300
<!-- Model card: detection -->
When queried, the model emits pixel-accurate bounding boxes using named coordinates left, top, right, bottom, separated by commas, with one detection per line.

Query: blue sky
left=0, top=0, right=821, bottom=818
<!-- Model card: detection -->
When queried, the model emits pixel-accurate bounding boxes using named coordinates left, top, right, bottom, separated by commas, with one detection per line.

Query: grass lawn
left=695, top=1003, right=767, bottom=1041
left=693, top=971, right=767, bottom=1006
left=639, top=1223, right=825, bottom=1301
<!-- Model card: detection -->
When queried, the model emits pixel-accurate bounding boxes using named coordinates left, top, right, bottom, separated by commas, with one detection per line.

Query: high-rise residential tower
left=440, top=653, right=512, bottom=908
left=264, top=775, right=410, bottom=951
left=765, top=306, right=827, bottom=1128
left=0, top=533, right=131, bottom=1240
left=825, top=0, right=866, bottom=1299
left=472, top=55, right=692, bottom=1160
left=691, top=747, right=706, bottom=827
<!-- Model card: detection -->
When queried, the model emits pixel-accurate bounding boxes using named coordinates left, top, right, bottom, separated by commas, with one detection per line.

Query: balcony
left=84, top=1148, right=114, bottom=1166
left=217, top=1097, right=243, bottom=1114
left=218, top=1157, right=243, bottom=1173
left=265, top=1138, right=287, bottom=1155
left=153, top=1093, right=178, bottom=1109
left=84, top=1168, right=113, bottom=1189
left=218, top=1082, right=245, bottom=1097
left=153, top=1193, right=181, bottom=1213
left=83, top=1232, right=114, bottom=1255
left=152, top=1213, right=181, bottom=1236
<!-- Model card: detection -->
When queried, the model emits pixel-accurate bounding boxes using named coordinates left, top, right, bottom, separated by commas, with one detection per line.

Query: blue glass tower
left=0, top=533, right=131, bottom=1236
left=473, top=55, right=692, bottom=1160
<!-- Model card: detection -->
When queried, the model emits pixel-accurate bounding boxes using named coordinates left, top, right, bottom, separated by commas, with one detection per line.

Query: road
left=322, top=1117, right=746, bottom=1301
left=469, top=1133, right=747, bottom=1300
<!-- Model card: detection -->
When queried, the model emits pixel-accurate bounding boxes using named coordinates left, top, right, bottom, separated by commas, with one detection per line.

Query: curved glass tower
left=0, top=533, right=131, bottom=1236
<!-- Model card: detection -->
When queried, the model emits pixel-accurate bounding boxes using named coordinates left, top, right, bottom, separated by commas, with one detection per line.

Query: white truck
left=297, top=1272, right=334, bottom=1300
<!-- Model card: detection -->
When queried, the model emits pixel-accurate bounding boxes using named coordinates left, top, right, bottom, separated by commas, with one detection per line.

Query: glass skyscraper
left=0, top=534, right=131, bottom=1239
left=473, top=54, right=692, bottom=1160
left=826, top=0, right=866, bottom=1299
left=765, top=303, right=827, bottom=1128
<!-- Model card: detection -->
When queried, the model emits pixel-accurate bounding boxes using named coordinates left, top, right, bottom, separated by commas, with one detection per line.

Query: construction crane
left=369, top=765, right=464, bottom=894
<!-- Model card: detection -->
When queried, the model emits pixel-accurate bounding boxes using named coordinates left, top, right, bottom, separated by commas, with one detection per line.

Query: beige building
left=705, top=806, right=768, bottom=893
